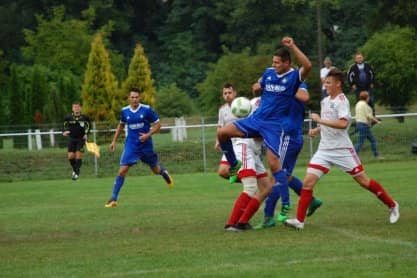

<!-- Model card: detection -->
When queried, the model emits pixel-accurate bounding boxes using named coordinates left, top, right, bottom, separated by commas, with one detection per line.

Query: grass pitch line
left=323, top=226, right=417, bottom=248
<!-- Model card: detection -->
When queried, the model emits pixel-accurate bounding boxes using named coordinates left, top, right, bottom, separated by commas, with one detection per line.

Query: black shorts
left=67, top=138, right=85, bottom=153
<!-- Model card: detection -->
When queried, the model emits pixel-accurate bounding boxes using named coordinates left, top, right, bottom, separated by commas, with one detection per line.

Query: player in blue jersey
left=217, top=36, right=312, bottom=229
left=254, top=83, right=323, bottom=229
left=105, top=88, right=173, bottom=208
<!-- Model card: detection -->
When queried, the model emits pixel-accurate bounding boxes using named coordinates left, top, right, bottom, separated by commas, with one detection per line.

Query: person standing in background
left=354, top=91, right=382, bottom=159
left=63, top=101, right=91, bottom=180
left=320, top=57, right=333, bottom=99
left=347, top=52, right=376, bottom=114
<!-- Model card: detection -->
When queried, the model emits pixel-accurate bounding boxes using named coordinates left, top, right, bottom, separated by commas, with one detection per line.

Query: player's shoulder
left=336, top=93, right=348, bottom=101
left=219, top=103, right=230, bottom=111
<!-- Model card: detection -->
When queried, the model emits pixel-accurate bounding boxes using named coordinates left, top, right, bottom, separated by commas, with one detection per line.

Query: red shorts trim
left=308, top=163, right=330, bottom=173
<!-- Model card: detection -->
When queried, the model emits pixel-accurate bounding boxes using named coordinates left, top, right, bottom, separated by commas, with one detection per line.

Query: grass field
left=1, top=160, right=417, bottom=277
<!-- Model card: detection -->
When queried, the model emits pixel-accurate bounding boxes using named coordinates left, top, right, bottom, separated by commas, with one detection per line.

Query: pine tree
left=119, top=43, right=156, bottom=112
left=81, top=33, right=118, bottom=122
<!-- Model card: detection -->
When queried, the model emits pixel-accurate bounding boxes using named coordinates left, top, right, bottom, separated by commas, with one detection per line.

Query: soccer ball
left=231, top=97, right=252, bottom=118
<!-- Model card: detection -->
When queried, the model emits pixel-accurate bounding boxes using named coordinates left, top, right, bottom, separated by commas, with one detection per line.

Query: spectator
left=320, top=57, right=333, bottom=99
left=347, top=52, right=376, bottom=114
left=354, top=91, right=382, bottom=159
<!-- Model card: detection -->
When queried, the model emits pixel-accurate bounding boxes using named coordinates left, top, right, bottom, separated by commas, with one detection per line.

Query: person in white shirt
left=354, top=91, right=381, bottom=158
left=285, top=68, right=399, bottom=230
left=320, top=57, right=333, bottom=99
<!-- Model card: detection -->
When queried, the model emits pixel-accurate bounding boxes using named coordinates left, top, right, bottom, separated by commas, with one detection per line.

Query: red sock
left=227, top=192, right=252, bottom=225
left=297, top=189, right=313, bottom=222
left=238, top=198, right=260, bottom=224
left=367, top=179, right=395, bottom=208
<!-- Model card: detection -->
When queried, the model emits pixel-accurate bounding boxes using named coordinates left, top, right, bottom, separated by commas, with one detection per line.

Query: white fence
left=0, top=113, right=416, bottom=181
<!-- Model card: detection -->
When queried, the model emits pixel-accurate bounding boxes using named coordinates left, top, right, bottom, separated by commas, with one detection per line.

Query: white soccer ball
left=231, top=97, right=252, bottom=118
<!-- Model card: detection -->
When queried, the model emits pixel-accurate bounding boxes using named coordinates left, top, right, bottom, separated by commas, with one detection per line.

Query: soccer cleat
left=284, top=218, right=304, bottom=230
left=228, top=160, right=242, bottom=184
left=71, top=172, right=79, bottom=181
left=105, top=199, right=118, bottom=208
left=277, top=204, right=290, bottom=222
left=254, top=217, right=276, bottom=230
left=227, top=222, right=253, bottom=232
left=162, top=170, right=174, bottom=189
left=307, top=198, right=323, bottom=217
left=389, top=201, right=400, bottom=224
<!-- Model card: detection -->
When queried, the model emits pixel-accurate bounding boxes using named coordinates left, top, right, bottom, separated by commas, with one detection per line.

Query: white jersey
left=318, top=93, right=354, bottom=150
left=218, top=103, right=237, bottom=127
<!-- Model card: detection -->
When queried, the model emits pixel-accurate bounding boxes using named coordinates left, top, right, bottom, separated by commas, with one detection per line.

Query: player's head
left=272, top=48, right=291, bottom=74
left=324, top=68, right=344, bottom=95
left=129, top=87, right=141, bottom=107
left=355, top=52, right=364, bottom=64
left=222, top=83, right=237, bottom=104
left=72, top=101, right=82, bottom=115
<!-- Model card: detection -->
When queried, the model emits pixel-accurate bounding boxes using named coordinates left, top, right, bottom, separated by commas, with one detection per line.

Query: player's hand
left=109, top=142, right=116, bottom=152
left=308, top=128, right=319, bottom=137
left=252, top=82, right=262, bottom=94
left=310, top=113, right=321, bottom=123
left=214, top=141, right=220, bottom=150
left=281, top=36, right=294, bottom=48
left=63, top=131, right=70, bottom=136
left=139, top=132, right=150, bottom=142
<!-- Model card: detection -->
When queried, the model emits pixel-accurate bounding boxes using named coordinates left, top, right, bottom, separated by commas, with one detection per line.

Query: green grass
left=1, top=160, right=417, bottom=277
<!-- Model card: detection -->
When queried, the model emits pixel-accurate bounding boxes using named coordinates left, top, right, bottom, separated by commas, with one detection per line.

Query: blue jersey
left=282, top=82, right=307, bottom=137
left=120, top=104, right=159, bottom=153
left=255, top=67, right=302, bottom=121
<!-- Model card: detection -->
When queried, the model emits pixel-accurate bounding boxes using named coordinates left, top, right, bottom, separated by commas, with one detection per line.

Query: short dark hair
left=130, top=87, right=142, bottom=94
left=326, top=67, right=344, bottom=84
left=223, top=83, right=234, bottom=89
left=274, top=48, right=291, bottom=63
left=72, top=101, right=81, bottom=106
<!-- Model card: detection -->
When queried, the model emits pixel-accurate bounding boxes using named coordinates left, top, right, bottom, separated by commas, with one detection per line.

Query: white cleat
left=285, top=218, right=304, bottom=230
left=389, top=201, right=400, bottom=224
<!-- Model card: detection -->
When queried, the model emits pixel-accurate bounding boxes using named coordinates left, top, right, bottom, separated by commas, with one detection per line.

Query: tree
left=155, top=83, right=194, bottom=117
left=120, top=43, right=156, bottom=109
left=197, top=48, right=269, bottom=116
left=81, top=33, right=119, bottom=122
left=21, top=5, right=92, bottom=76
left=360, top=26, right=417, bottom=114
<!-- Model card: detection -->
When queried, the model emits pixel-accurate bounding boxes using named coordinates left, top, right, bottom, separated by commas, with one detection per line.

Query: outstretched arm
left=282, top=36, right=312, bottom=81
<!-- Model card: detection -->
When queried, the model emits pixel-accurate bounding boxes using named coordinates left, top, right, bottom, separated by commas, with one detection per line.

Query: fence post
left=93, top=122, right=98, bottom=176
left=308, top=110, right=313, bottom=159
left=35, top=129, right=42, bottom=150
left=28, top=129, right=32, bottom=150
left=49, top=129, right=55, bottom=147
left=201, top=117, right=207, bottom=173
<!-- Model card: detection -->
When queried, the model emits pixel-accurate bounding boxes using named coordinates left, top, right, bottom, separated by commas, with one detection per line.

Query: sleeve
left=337, top=98, right=351, bottom=121
left=63, top=115, right=70, bottom=132
left=218, top=107, right=224, bottom=127
left=84, top=115, right=91, bottom=134
left=148, top=107, right=160, bottom=124
left=347, top=65, right=355, bottom=85
left=368, top=63, right=375, bottom=84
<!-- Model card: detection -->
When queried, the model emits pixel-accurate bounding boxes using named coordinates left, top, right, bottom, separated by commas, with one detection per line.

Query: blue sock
left=219, top=138, right=237, bottom=167
left=111, top=175, right=125, bottom=201
left=289, top=176, right=303, bottom=196
left=264, top=185, right=280, bottom=218
left=159, top=166, right=170, bottom=183
left=273, top=170, right=290, bottom=206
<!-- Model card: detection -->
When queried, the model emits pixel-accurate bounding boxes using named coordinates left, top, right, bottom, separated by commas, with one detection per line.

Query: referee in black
left=63, top=101, right=91, bottom=180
